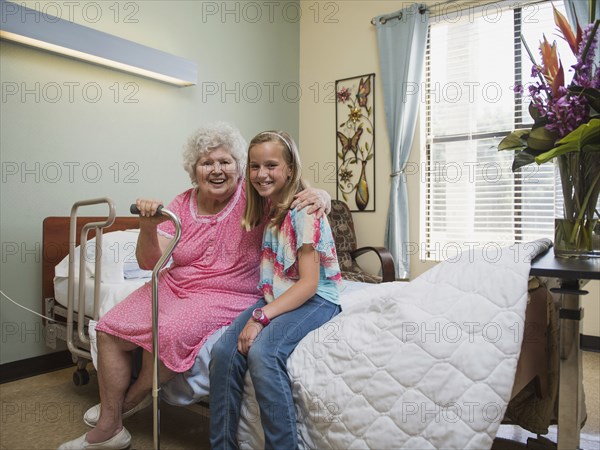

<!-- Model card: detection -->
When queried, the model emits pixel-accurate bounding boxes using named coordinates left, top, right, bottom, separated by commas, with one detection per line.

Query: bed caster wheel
left=73, top=369, right=90, bottom=386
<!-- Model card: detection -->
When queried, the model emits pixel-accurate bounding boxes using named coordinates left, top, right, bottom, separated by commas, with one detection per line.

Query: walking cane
left=131, top=204, right=181, bottom=450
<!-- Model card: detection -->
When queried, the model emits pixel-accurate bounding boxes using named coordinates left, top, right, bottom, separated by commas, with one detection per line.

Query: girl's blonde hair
left=243, top=131, right=306, bottom=230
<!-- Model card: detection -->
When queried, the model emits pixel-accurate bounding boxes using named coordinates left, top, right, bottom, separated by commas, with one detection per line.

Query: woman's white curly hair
left=182, top=121, right=247, bottom=185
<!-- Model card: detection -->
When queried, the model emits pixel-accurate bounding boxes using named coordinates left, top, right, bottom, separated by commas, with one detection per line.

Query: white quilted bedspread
left=237, top=241, right=551, bottom=449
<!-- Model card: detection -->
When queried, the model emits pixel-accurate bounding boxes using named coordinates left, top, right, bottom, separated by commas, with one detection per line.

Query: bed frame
left=42, top=215, right=139, bottom=384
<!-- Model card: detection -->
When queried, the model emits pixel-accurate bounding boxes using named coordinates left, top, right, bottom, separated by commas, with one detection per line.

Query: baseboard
left=581, top=334, right=600, bottom=352
left=0, top=350, right=73, bottom=384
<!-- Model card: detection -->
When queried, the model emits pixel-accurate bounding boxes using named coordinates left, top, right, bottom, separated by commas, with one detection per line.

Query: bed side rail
left=66, top=198, right=116, bottom=361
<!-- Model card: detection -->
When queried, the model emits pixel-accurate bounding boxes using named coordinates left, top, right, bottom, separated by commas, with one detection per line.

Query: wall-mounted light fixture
left=0, top=0, right=198, bottom=86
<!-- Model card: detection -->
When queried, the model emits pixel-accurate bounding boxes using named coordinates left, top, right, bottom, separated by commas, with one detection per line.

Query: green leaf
left=499, top=129, right=529, bottom=150
left=535, top=142, right=578, bottom=163
left=556, top=118, right=600, bottom=149
left=366, top=154, right=373, bottom=161
left=529, top=102, right=541, bottom=121
left=582, top=143, right=600, bottom=152
left=365, top=142, right=369, bottom=151
left=512, top=149, right=540, bottom=171
left=532, top=115, right=549, bottom=129
left=367, top=128, right=372, bottom=134
left=527, top=126, right=559, bottom=152
left=534, top=119, right=600, bottom=163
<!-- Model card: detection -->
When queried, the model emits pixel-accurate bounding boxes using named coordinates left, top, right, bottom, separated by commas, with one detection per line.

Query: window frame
left=421, top=0, right=560, bottom=261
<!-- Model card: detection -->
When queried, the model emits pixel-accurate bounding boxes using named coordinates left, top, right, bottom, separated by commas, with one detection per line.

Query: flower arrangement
left=499, top=5, right=600, bottom=256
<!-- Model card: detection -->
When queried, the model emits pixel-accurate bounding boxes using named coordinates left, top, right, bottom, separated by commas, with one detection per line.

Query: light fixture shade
left=0, top=0, right=197, bottom=86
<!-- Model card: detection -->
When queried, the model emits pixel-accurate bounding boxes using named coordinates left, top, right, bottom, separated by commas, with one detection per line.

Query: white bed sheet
left=55, top=272, right=374, bottom=407
left=54, top=275, right=371, bottom=331
left=53, top=275, right=148, bottom=318
left=160, top=280, right=376, bottom=405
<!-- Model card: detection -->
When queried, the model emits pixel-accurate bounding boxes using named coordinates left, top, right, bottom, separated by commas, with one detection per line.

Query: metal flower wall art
left=335, top=73, right=376, bottom=211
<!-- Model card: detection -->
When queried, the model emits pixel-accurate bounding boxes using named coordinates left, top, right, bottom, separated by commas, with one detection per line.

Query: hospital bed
left=42, top=202, right=564, bottom=449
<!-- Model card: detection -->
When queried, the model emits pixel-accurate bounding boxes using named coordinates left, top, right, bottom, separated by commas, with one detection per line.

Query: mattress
left=53, top=275, right=148, bottom=318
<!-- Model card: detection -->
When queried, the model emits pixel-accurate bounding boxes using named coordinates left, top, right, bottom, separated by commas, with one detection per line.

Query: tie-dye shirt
left=258, top=207, right=342, bottom=305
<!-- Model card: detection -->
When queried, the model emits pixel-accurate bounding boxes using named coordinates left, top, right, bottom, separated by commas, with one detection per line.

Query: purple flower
left=572, top=23, right=598, bottom=88
left=531, top=65, right=542, bottom=78
left=594, top=66, right=600, bottom=89
left=544, top=93, right=589, bottom=137
left=534, top=22, right=599, bottom=138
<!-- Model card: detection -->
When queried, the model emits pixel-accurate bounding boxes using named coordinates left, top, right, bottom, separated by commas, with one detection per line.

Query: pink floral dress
left=96, top=181, right=264, bottom=372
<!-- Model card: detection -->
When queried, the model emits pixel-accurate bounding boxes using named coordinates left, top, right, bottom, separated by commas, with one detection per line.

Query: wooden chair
left=327, top=200, right=395, bottom=283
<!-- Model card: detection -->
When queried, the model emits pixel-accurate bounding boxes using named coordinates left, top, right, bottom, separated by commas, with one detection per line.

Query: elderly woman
left=58, top=122, right=329, bottom=450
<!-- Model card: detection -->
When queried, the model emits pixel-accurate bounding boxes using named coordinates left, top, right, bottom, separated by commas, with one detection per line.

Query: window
left=423, top=0, right=574, bottom=259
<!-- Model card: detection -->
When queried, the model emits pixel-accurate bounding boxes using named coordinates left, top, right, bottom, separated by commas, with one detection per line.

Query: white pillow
left=124, top=260, right=152, bottom=279
left=54, top=230, right=142, bottom=283
left=54, top=240, right=94, bottom=278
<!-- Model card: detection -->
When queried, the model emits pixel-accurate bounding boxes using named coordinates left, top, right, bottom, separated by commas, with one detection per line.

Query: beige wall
left=582, top=283, right=599, bottom=336
left=299, top=0, right=438, bottom=278
left=299, top=0, right=457, bottom=276
left=298, top=0, right=599, bottom=336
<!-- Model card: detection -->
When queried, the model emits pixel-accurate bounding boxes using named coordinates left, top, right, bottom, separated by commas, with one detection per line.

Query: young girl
left=209, top=131, right=342, bottom=449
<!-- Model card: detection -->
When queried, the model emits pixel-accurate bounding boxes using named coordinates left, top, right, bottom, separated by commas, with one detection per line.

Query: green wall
left=0, top=0, right=300, bottom=364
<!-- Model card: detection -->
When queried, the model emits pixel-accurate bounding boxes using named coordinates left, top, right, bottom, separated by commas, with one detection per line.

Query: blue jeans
left=209, top=295, right=341, bottom=450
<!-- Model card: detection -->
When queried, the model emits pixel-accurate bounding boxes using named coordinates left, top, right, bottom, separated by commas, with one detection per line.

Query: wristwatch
left=251, top=308, right=270, bottom=326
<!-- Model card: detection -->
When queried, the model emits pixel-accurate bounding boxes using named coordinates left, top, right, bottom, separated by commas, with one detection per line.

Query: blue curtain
left=565, top=0, right=598, bottom=27
left=375, top=4, right=429, bottom=280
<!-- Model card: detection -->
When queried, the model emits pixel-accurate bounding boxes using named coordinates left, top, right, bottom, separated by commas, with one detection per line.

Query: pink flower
left=336, top=87, right=351, bottom=103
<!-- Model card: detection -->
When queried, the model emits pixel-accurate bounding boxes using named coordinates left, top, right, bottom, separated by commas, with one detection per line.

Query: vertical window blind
left=423, top=0, right=572, bottom=259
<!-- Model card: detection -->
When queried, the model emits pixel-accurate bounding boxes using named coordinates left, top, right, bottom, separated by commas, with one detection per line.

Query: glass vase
left=554, top=218, right=600, bottom=258
left=554, top=153, right=600, bottom=258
